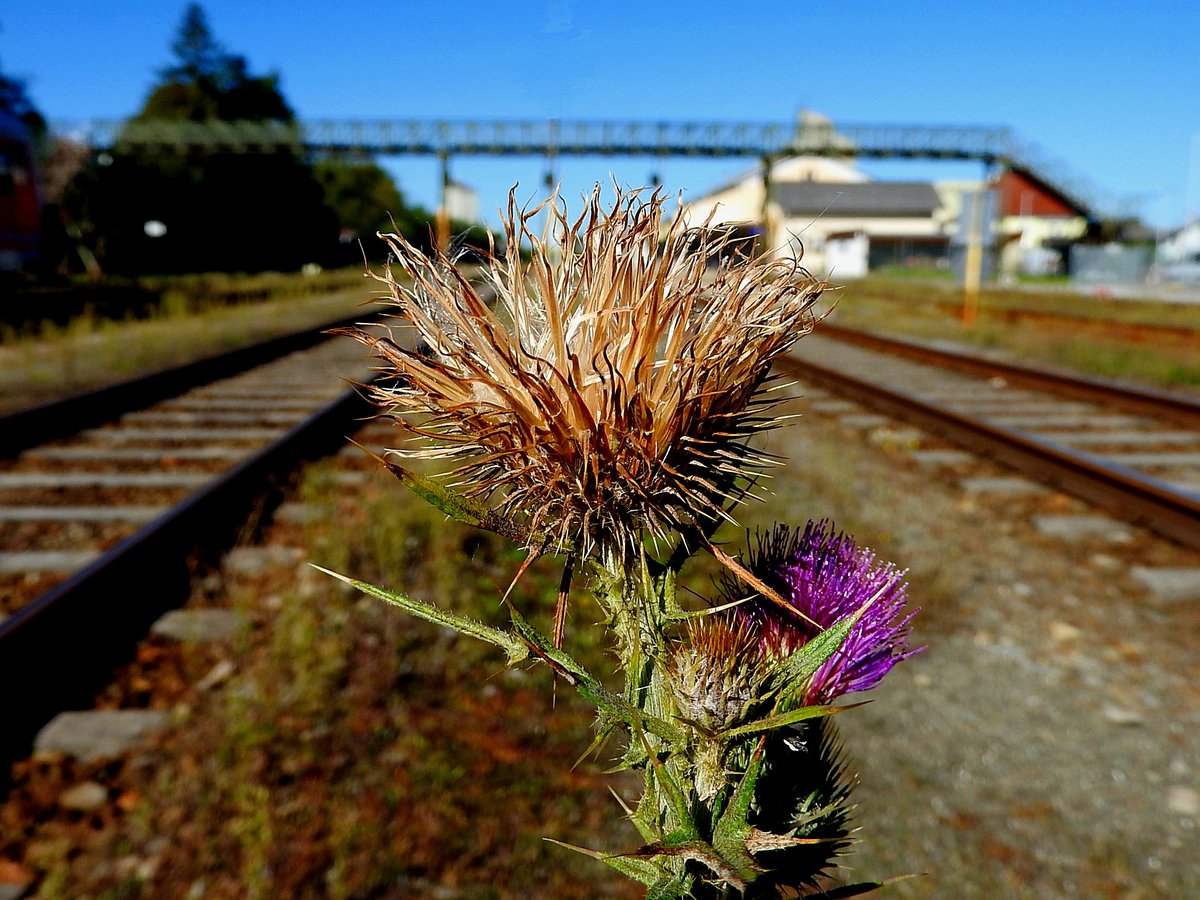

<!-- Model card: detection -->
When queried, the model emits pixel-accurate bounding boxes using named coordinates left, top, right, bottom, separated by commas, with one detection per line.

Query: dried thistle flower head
left=348, top=186, right=825, bottom=561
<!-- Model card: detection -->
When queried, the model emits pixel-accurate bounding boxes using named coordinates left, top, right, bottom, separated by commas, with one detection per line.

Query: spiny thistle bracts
left=345, top=187, right=826, bottom=563
left=666, top=616, right=773, bottom=734
left=328, top=187, right=919, bottom=898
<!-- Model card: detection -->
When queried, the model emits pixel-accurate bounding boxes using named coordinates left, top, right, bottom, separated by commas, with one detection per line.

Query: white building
left=443, top=180, right=481, bottom=224
left=677, top=144, right=1090, bottom=279
left=1159, top=219, right=1200, bottom=263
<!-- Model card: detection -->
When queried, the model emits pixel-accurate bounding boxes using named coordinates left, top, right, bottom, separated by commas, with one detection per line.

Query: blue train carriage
left=0, top=111, right=42, bottom=274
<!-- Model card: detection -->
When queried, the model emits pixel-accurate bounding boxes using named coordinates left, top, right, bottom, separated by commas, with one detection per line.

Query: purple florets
left=736, top=520, right=921, bottom=703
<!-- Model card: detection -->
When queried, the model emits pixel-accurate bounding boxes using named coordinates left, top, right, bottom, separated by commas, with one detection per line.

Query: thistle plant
left=322, top=186, right=920, bottom=897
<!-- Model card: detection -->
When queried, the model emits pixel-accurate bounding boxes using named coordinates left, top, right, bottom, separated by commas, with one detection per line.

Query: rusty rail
left=780, top=329, right=1200, bottom=552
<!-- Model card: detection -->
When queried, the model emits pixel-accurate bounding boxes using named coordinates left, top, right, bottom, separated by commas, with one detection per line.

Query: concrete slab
left=917, top=389, right=1045, bottom=402
left=0, top=472, right=210, bottom=489
left=838, top=414, right=891, bottom=429
left=0, top=506, right=165, bottom=523
left=1032, top=514, right=1133, bottom=541
left=224, top=545, right=305, bottom=575
left=954, top=402, right=1099, bottom=416
left=1032, top=431, right=1200, bottom=447
left=195, top=388, right=340, bottom=399
left=82, top=427, right=282, bottom=442
left=0, top=550, right=100, bottom=573
left=151, top=608, right=245, bottom=642
left=162, top=398, right=319, bottom=410
left=28, top=446, right=246, bottom=461
left=809, top=399, right=860, bottom=414
left=960, top=476, right=1048, bottom=496
left=34, top=709, right=169, bottom=762
left=910, top=449, right=974, bottom=467
left=1130, top=567, right=1200, bottom=602
left=123, top=411, right=302, bottom=425
left=273, top=502, right=332, bottom=525
left=979, top=414, right=1148, bottom=429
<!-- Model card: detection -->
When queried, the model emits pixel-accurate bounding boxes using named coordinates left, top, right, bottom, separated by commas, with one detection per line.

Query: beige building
left=677, top=155, right=1089, bottom=279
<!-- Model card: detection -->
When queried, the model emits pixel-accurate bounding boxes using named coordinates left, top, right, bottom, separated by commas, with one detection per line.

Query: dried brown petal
left=347, top=186, right=826, bottom=561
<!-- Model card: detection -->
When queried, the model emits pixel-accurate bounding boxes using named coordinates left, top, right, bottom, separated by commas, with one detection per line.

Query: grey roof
left=774, top=181, right=941, bottom=218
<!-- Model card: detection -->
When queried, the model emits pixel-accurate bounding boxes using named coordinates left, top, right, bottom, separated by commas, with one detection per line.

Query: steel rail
left=815, top=322, right=1200, bottom=430
left=777, top=352, right=1200, bottom=553
left=0, top=373, right=373, bottom=768
left=0, top=287, right=481, bottom=771
left=846, top=298, right=1200, bottom=348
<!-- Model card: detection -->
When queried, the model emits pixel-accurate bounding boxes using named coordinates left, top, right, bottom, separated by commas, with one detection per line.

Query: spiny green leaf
left=711, top=738, right=766, bottom=878
left=542, top=838, right=669, bottom=887
left=719, top=702, right=863, bottom=741
left=645, top=873, right=694, bottom=900
left=773, top=603, right=868, bottom=706
left=644, top=757, right=699, bottom=845
left=505, top=600, right=685, bottom=744
left=310, top=565, right=529, bottom=664
left=380, top=457, right=524, bottom=537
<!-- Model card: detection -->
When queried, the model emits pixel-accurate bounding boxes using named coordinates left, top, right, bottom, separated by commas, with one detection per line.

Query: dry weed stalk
left=327, top=186, right=919, bottom=898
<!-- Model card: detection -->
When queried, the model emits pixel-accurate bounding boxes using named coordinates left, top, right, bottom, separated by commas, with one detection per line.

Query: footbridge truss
left=55, top=116, right=1099, bottom=218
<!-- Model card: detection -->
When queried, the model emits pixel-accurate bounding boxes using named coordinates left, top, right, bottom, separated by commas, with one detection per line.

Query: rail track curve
left=785, top=323, right=1200, bottom=552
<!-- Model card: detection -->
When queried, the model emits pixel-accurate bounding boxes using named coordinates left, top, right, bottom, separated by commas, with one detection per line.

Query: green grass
left=823, top=276, right=1200, bottom=391
left=74, top=460, right=647, bottom=898
left=0, top=269, right=385, bottom=413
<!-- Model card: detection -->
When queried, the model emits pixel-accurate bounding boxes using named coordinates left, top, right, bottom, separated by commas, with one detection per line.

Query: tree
left=142, top=4, right=293, bottom=123
left=65, top=4, right=335, bottom=275
left=313, top=158, right=460, bottom=264
left=0, top=50, right=46, bottom=143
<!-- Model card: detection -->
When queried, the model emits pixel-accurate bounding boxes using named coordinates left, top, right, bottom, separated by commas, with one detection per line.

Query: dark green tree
left=0, top=68, right=46, bottom=141
left=142, top=4, right=293, bottom=123
left=65, top=3, right=337, bottom=275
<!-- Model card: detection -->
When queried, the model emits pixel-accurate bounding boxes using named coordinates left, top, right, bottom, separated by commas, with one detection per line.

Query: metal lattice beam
left=52, top=116, right=1099, bottom=216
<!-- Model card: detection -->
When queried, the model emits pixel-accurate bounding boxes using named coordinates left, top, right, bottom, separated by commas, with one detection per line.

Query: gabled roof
left=774, top=181, right=941, bottom=218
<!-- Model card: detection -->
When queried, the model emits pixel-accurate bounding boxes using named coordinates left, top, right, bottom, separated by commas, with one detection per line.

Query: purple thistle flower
left=734, top=520, right=921, bottom=703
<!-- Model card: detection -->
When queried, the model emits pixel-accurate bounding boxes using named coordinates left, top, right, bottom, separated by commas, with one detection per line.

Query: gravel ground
left=768, top=386, right=1200, bottom=899
left=4, top=351, right=1198, bottom=898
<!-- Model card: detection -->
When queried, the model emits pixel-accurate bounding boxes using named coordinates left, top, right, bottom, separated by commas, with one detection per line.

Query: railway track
left=4, top=306, right=1199, bottom=770
left=853, top=293, right=1200, bottom=347
left=0, top=315, right=383, bottom=765
left=785, top=323, right=1200, bottom=551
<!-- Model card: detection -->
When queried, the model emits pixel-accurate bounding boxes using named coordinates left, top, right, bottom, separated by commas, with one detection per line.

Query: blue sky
left=3, top=1, right=1198, bottom=230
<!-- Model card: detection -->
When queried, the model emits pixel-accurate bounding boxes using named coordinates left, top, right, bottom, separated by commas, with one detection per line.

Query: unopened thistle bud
left=666, top=617, right=774, bottom=734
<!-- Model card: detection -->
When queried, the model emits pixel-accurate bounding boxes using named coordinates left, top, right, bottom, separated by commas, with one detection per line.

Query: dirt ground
left=3, top=383, right=1198, bottom=898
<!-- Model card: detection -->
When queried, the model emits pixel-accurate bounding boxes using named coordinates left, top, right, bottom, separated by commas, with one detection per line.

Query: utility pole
left=436, top=151, right=451, bottom=254
left=760, top=154, right=775, bottom=257
left=962, top=187, right=985, bottom=328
